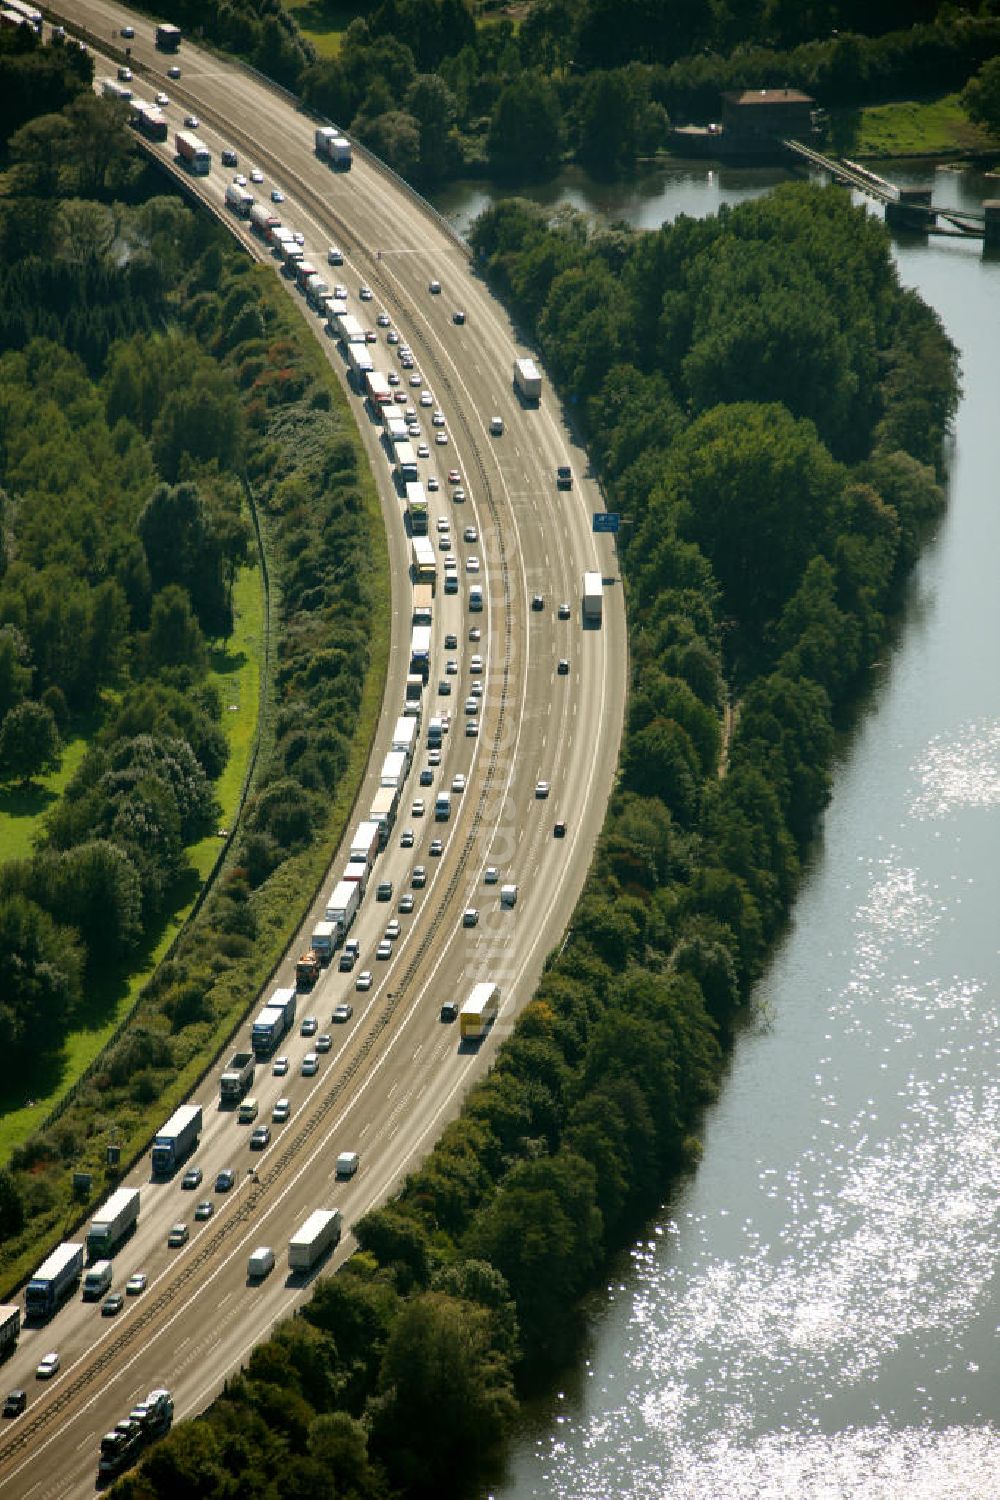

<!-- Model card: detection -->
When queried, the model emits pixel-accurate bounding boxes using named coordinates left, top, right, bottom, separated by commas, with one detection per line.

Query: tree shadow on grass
left=208, top=643, right=249, bottom=676
left=0, top=779, right=59, bottom=820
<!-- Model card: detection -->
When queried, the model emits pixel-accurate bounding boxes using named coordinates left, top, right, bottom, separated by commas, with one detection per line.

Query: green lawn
left=283, top=0, right=366, bottom=58
left=831, top=94, right=999, bottom=158
left=0, top=561, right=264, bottom=1161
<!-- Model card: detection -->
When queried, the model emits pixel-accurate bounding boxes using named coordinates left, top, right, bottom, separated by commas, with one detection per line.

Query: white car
left=428, top=475, right=440, bottom=491
left=437, top=516, right=450, bottom=533
left=420, top=391, right=434, bottom=407
left=470, top=682, right=483, bottom=698
left=453, top=488, right=466, bottom=503
left=385, top=919, right=401, bottom=940
left=155, top=91, right=169, bottom=107
left=234, top=174, right=247, bottom=187
left=359, top=284, right=373, bottom=300
left=356, top=970, right=373, bottom=991
left=435, top=431, right=449, bottom=445
left=466, top=720, right=479, bottom=737
left=445, top=659, right=458, bottom=674
left=271, top=188, right=284, bottom=203
left=376, top=939, right=392, bottom=960
left=272, top=1056, right=289, bottom=1076
left=412, top=797, right=425, bottom=817
left=125, top=1273, right=147, bottom=1296
left=251, top=167, right=264, bottom=183
left=470, top=654, right=483, bottom=672
left=464, top=525, right=478, bottom=543
left=293, top=231, right=305, bottom=245
left=377, top=311, right=391, bottom=327
left=272, top=1098, right=291, bottom=1124
left=409, top=373, right=422, bottom=387
left=428, top=747, right=442, bottom=765
left=302, top=1052, right=319, bottom=1076
left=432, top=410, right=445, bottom=427
left=184, top=114, right=200, bottom=129
left=36, top=1352, right=60, bottom=1380
left=466, top=556, right=481, bottom=573
left=407, top=422, right=421, bottom=439
left=417, top=443, right=430, bottom=458
left=452, top=773, right=466, bottom=793
left=387, top=330, right=400, bottom=344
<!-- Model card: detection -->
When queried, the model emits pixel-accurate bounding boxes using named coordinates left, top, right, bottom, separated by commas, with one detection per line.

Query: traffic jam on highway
left=1, top=27, right=604, bottom=1477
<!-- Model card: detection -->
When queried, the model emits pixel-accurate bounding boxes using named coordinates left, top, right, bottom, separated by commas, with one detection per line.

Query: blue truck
left=25, top=1241, right=84, bottom=1321
left=150, top=1104, right=203, bottom=1177
left=250, top=986, right=297, bottom=1057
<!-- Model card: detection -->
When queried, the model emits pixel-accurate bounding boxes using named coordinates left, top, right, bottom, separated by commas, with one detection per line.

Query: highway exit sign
left=593, top=512, right=620, bottom=533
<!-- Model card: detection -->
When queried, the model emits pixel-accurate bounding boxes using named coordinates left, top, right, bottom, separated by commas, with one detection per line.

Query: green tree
left=465, top=1153, right=604, bottom=1362
left=487, top=73, right=563, bottom=179
left=662, top=401, right=846, bottom=629
left=576, top=69, right=640, bottom=172
left=962, top=55, right=1000, bottom=134
left=0, top=627, right=31, bottom=719
left=370, top=1292, right=516, bottom=1491
left=8, top=111, right=71, bottom=196
left=404, top=73, right=458, bottom=180
left=62, top=92, right=132, bottom=195
left=0, top=698, right=60, bottom=785
left=0, top=894, right=82, bottom=1062
left=142, top=586, right=207, bottom=676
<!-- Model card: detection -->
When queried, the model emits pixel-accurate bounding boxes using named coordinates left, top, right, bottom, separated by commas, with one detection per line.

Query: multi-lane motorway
left=0, top=8, right=626, bottom=1493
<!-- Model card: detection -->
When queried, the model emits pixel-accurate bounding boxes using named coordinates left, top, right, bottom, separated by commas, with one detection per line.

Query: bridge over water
left=783, top=138, right=998, bottom=244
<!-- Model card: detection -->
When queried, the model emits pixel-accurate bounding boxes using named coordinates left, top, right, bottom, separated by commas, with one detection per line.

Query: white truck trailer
left=513, top=356, right=542, bottom=402
left=288, top=1208, right=342, bottom=1271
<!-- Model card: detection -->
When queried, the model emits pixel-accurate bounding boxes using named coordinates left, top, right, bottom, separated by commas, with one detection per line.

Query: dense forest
left=0, top=30, right=385, bottom=1276
left=114, top=180, right=958, bottom=1498
left=147, top=0, right=1000, bottom=181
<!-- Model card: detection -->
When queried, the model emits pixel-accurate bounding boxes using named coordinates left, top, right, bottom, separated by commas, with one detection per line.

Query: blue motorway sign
left=593, top=512, right=620, bottom=533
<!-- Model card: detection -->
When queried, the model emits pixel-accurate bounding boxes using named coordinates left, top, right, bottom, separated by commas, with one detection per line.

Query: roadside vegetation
left=0, top=34, right=388, bottom=1288
left=115, top=181, right=959, bottom=1500
left=153, top=0, right=1000, bottom=180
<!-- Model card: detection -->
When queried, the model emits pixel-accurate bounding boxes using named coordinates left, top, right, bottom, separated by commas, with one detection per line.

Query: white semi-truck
left=324, top=878, right=361, bottom=938
left=583, top=570, right=603, bottom=623
left=314, top=126, right=353, bottom=170
left=513, top=356, right=542, bottom=402
left=288, top=1208, right=343, bottom=1271
left=86, top=1187, right=141, bottom=1260
left=151, top=1104, right=202, bottom=1176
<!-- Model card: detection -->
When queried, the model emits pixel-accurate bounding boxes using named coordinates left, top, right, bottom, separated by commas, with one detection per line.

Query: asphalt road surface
left=0, top=9, right=626, bottom=1493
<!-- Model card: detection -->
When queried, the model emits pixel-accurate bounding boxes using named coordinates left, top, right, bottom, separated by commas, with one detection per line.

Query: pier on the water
left=783, top=138, right=1000, bottom=248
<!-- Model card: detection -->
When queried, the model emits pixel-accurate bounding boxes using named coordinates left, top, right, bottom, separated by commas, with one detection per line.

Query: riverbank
left=832, top=93, right=1000, bottom=161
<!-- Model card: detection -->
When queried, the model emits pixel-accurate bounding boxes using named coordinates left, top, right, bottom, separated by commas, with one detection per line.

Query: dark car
left=250, top=1125, right=271, bottom=1150
left=554, top=820, right=567, bottom=838
left=215, top=1168, right=236, bottom=1193
left=558, top=658, right=570, bottom=675
left=556, top=465, right=573, bottom=489
left=3, top=1391, right=26, bottom=1419
left=181, top=1166, right=202, bottom=1190
left=532, top=594, right=544, bottom=611
left=452, top=309, right=466, bottom=324
left=101, top=1293, right=125, bottom=1317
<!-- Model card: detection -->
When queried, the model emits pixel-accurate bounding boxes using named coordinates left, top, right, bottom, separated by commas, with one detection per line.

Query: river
left=430, top=160, right=1000, bottom=1498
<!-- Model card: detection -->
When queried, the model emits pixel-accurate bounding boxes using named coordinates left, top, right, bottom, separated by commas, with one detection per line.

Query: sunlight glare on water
left=514, top=713, right=1000, bottom=1500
